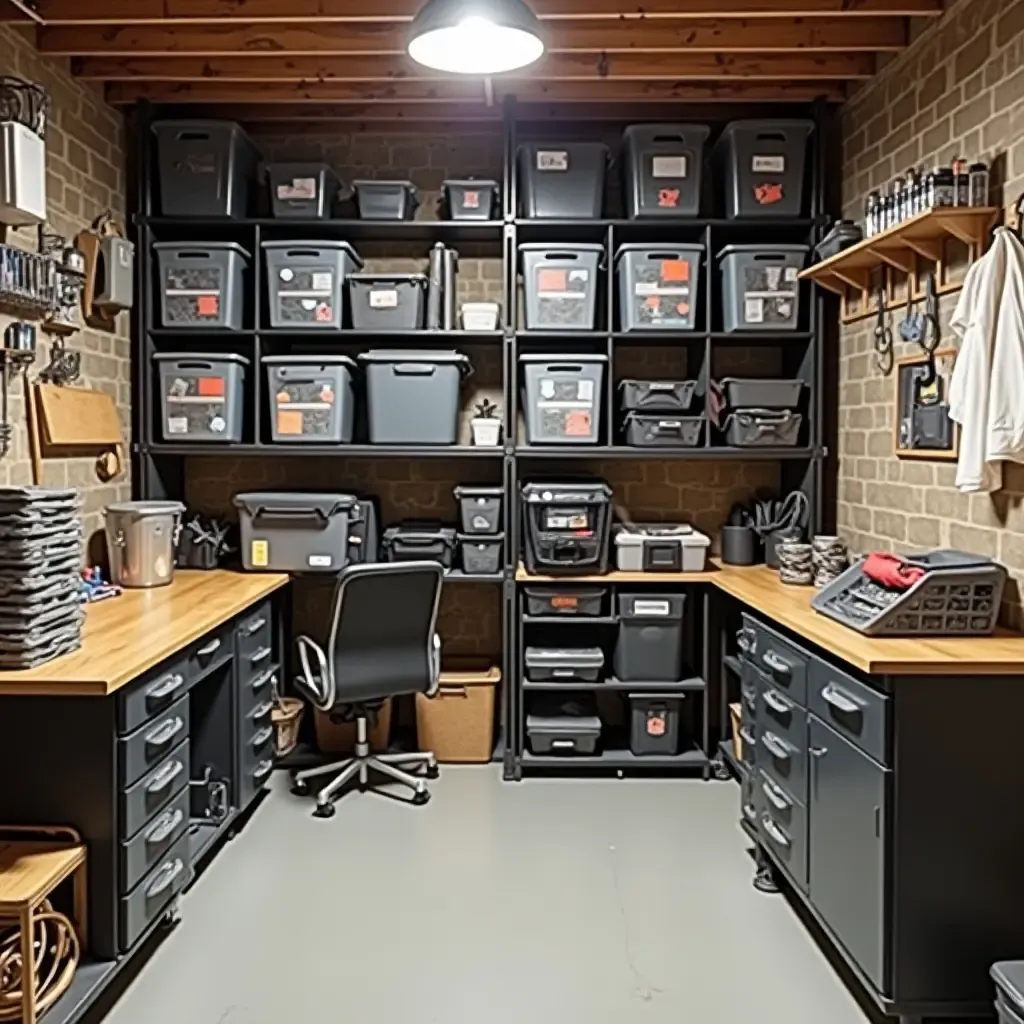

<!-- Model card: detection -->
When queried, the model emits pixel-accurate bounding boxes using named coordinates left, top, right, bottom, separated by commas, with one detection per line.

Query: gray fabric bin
left=521, top=353, right=606, bottom=445
left=263, top=241, right=362, bottom=329
left=517, top=143, right=608, bottom=219
left=624, top=413, right=703, bottom=448
left=723, top=409, right=803, bottom=447
left=622, top=124, right=709, bottom=219
left=154, top=353, right=248, bottom=442
left=263, top=354, right=356, bottom=443
left=155, top=242, right=249, bottom=330
left=721, top=378, right=803, bottom=409
left=266, top=162, right=341, bottom=219
left=358, top=349, right=470, bottom=445
left=353, top=180, right=419, bottom=220
left=616, top=244, right=703, bottom=331
left=520, top=243, right=604, bottom=331
left=718, top=244, right=808, bottom=332
left=459, top=533, right=503, bottom=575
left=349, top=273, right=427, bottom=330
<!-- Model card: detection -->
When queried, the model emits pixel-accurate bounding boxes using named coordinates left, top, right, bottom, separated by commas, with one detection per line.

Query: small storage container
left=262, top=240, right=361, bottom=329
left=154, top=242, right=249, bottom=330
left=459, top=534, right=503, bottom=575
left=524, top=587, right=605, bottom=617
left=359, top=349, right=470, bottom=445
left=525, top=647, right=604, bottom=683
left=263, top=354, right=356, bottom=444
left=992, top=963, right=1024, bottom=1024
left=624, top=413, right=704, bottom=448
left=521, top=353, right=607, bottom=445
left=416, top=660, right=500, bottom=764
left=723, top=409, right=803, bottom=447
left=614, top=525, right=711, bottom=573
left=155, top=353, right=248, bottom=442
left=349, top=273, right=427, bottom=331
left=517, top=143, right=608, bottom=220
left=620, top=379, right=697, bottom=413
left=461, top=302, right=501, bottom=331
left=718, top=244, right=808, bottom=333
left=266, top=162, right=341, bottom=219
left=527, top=694, right=602, bottom=755
left=233, top=492, right=359, bottom=573
left=720, top=377, right=803, bottom=410
left=629, top=693, right=684, bottom=755
left=714, top=119, right=814, bottom=219
left=615, top=593, right=686, bottom=683
left=519, top=243, right=603, bottom=331
left=615, top=244, right=703, bottom=332
left=441, top=179, right=500, bottom=220
left=352, top=179, right=419, bottom=220
left=153, top=119, right=260, bottom=218
left=454, top=486, right=503, bottom=534
left=383, top=521, right=457, bottom=569
left=622, top=123, right=710, bottom=219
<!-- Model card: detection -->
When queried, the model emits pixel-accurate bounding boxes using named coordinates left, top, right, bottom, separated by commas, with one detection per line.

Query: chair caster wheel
left=426, top=764, right=440, bottom=780
left=412, top=791, right=430, bottom=806
left=290, top=780, right=310, bottom=797
left=313, top=802, right=336, bottom=819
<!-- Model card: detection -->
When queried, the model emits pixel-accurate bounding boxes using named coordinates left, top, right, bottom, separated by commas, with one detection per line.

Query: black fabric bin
left=629, top=693, right=684, bottom=756
left=614, top=593, right=686, bottom=682
left=459, top=534, right=503, bottom=575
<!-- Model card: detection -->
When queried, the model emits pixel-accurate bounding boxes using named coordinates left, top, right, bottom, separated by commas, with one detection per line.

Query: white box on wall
left=0, top=122, right=45, bottom=226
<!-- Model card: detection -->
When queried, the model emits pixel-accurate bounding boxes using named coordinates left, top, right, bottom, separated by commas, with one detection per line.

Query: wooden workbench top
left=0, top=570, right=289, bottom=698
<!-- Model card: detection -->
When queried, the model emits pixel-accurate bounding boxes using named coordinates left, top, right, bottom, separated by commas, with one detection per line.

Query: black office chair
left=290, top=561, right=443, bottom=817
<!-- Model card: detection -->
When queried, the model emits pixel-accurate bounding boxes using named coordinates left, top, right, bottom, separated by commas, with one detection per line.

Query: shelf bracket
left=865, top=244, right=913, bottom=275
left=902, top=237, right=944, bottom=262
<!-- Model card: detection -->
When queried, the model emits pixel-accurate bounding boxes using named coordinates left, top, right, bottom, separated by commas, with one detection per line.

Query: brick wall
left=0, top=26, right=130, bottom=542
left=838, top=0, right=1024, bottom=624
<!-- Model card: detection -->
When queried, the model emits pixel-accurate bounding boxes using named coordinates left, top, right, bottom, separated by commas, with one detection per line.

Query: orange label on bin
left=276, top=409, right=304, bottom=435
left=197, top=294, right=219, bottom=316
left=661, top=259, right=689, bottom=282
left=647, top=714, right=667, bottom=736
left=537, top=268, right=568, bottom=292
left=276, top=390, right=291, bottom=404
left=551, top=595, right=578, bottom=609
left=198, top=376, right=225, bottom=397
left=754, top=183, right=784, bottom=205
left=658, top=188, right=681, bottom=207
left=565, top=411, right=591, bottom=436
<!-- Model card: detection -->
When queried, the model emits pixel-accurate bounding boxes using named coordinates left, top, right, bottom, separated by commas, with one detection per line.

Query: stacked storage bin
left=620, top=378, right=703, bottom=448
left=454, top=486, right=503, bottom=577
left=716, top=377, right=805, bottom=449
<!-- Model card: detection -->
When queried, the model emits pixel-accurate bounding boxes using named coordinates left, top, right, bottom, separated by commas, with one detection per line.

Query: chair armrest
left=295, top=634, right=332, bottom=709
left=426, top=633, right=441, bottom=697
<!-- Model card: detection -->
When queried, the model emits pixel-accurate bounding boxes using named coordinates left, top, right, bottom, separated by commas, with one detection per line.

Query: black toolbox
left=521, top=480, right=613, bottom=576
left=527, top=694, right=602, bottom=755
left=382, top=520, right=457, bottom=569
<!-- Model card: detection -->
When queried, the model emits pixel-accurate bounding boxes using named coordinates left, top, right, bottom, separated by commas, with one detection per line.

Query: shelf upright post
left=253, top=222, right=262, bottom=447
left=604, top=224, right=615, bottom=446
left=132, top=100, right=155, bottom=499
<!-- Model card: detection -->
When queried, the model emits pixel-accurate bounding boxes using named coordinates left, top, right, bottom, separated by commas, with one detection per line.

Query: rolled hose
left=0, top=900, right=80, bottom=1020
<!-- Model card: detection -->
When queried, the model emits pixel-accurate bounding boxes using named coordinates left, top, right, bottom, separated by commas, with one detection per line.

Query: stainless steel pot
left=104, top=501, right=185, bottom=588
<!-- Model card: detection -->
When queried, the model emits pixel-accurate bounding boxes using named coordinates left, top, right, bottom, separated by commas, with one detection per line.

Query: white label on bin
left=370, top=289, right=398, bottom=308
left=301, top=298, right=317, bottom=311
left=765, top=266, right=782, bottom=290
left=312, top=272, right=334, bottom=291
left=537, top=150, right=568, bottom=171
left=308, top=554, right=333, bottom=568
left=633, top=599, right=670, bottom=616
left=166, top=416, right=188, bottom=435
left=635, top=282, right=689, bottom=296
left=785, top=266, right=799, bottom=282
left=209, top=415, right=226, bottom=433
left=279, top=267, right=295, bottom=283
left=752, top=155, right=785, bottom=173
left=577, top=379, right=594, bottom=401
left=744, top=297, right=764, bottom=323
left=652, top=155, right=687, bottom=178
left=278, top=177, right=317, bottom=200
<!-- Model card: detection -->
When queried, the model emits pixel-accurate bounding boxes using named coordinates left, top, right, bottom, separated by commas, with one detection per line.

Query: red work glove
left=862, top=552, right=926, bottom=589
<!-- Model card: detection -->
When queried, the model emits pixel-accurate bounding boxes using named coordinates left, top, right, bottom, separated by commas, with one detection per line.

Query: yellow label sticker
left=251, top=539, right=269, bottom=568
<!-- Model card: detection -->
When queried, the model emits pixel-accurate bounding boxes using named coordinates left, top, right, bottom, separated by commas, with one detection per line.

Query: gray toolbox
left=262, top=354, right=356, bottom=443
left=154, top=353, right=248, bottom=442
left=723, top=409, right=802, bottom=448
left=714, top=119, right=814, bottom=219
left=348, top=273, right=427, bottom=331
left=352, top=180, right=419, bottom=220
left=520, top=243, right=604, bottom=331
left=521, top=353, right=606, bottom=445
left=382, top=521, right=457, bottom=569
left=993, top=963, right=1024, bottom=1024
left=517, top=143, right=608, bottom=219
left=154, top=242, right=249, bottom=330
left=459, top=534, right=503, bottom=575
left=262, top=240, right=362, bottom=329
left=525, top=646, right=605, bottom=683
left=718, top=244, right=808, bottom=332
left=624, top=413, right=704, bottom=448
left=358, top=349, right=470, bottom=444
left=233, top=491, right=361, bottom=573
left=153, top=119, right=260, bottom=218
left=454, top=485, right=503, bottom=534
left=615, top=244, right=703, bottom=331
left=720, top=378, right=803, bottom=409
left=620, top=379, right=697, bottom=413
left=614, top=593, right=686, bottom=682
left=527, top=694, right=602, bottom=755
left=266, top=162, right=341, bottom=219
left=622, top=123, right=710, bottom=219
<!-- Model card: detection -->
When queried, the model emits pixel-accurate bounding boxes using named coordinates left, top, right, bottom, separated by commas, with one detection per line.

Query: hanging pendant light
left=407, top=0, right=545, bottom=75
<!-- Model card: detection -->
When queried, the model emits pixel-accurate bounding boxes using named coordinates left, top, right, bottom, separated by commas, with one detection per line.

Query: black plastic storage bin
left=383, top=521, right=457, bottom=569
left=154, top=242, right=249, bottom=330
left=720, top=378, right=803, bottom=409
left=620, top=379, right=697, bottom=413
left=723, top=409, right=803, bottom=448
left=527, top=695, right=602, bottom=755
left=263, top=355, right=356, bottom=444
left=714, top=119, right=814, bottom=219
left=525, top=647, right=604, bottom=683
left=520, top=243, right=604, bottom=331
left=629, top=693, right=684, bottom=756
left=614, top=593, right=686, bottom=682
left=153, top=120, right=260, bottom=219
left=155, top=353, right=248, bottom=442
left=349, top=274, right=427, bottom=330
left=993, top=963, right=1024, bottom=1024
left=521, top=480, right=613, bottom=576
left=353, top=180, right=419, bottom=221
left=459, top=534, right=503, bottom=575
left=454, top=486, right=503, bottom=534
left=517, top=142, right=608, bottom=219
left=622, top=123, right=710, bottom=218
left=442, top=179, right=499, bottom=220
left=718, top=244, right=809, bottom=333
left=520, top=353, right=607, bottom=445
left=263, top=241, right=362, bottom=329
left=624, top=413, right=704, bottom=448
left=266, top=162, right=341, bottom=219
left=615, top=244, right=703, bottom=332
left=524, top=587, right=605, bottom=617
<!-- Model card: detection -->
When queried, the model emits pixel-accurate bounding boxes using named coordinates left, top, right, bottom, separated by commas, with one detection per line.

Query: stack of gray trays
left=0, top=487, right=84, bottom=669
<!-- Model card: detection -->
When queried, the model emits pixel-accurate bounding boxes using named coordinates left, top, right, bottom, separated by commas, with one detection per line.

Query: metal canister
left=104, top=501, right=185, bottom=588
left=933, top=167, right=955, bottom=207
left=441, top=246, right=459, bottom=330
left=426, top=242, right=444, bottom=330
left=969, top=162, right=990, bottom=206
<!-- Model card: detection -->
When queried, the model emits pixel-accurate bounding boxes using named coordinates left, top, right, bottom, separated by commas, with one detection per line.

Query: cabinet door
left=808, top=714, right=890, bottom=992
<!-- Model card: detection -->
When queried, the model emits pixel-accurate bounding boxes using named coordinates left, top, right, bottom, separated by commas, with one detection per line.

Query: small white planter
left=471, top=418, right=502, bottom=447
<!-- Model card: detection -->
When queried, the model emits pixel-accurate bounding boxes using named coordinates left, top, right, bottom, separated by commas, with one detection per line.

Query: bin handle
left=542, top=364, right=586, bottom=373
left=651, top=134, right=688, bottom=144
left=754, top=132, right=788, bottom=143
left=175, top=130, right=211, bottom=141
left=750, top=253, right=795, bottom=262
left=438, top=685, right=469, bottom=698
left=282, top=249, right=326, bottom=258
left=254, top=505, right=328, bottom=523
left=392, top=363, right=437, bottom=376
left=168, top=250, right=214, bottom=260
left=541, top=252, right=581, bottom=261
left=168, top=361, right=217, bottom=371
left=644, top=252, right=695, bottom=261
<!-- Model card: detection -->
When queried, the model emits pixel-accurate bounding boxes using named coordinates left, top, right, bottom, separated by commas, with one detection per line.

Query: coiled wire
left=778, top=540, right=814, bottom=586
left=812, top=535, right=849, bottom=588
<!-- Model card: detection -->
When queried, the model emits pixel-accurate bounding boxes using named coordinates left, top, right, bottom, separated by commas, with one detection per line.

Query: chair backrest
left=325, top=561, right=444, bottom=707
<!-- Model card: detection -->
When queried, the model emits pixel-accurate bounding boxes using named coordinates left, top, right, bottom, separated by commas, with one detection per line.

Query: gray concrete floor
left=105, top=768, right=870, bottom=1024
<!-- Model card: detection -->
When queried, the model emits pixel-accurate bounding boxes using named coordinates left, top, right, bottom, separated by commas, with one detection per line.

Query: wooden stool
left=0, top=827, right=86, bottom=1024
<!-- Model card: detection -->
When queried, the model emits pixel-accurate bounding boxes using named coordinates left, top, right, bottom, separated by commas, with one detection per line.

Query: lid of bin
left=714, top=118, right=815, bottom=145
left=615, top=524, right=711, bottom=548
left=521, top=481, right=613, bottom=501
left=614, top=243, right=705, bottom=263
left=262, top=354, right=357, bottom=368
left=383, top=525, right=457, bottom=541
left=442, top=179, right=500, bottom=191
left=622, top=123, right=711, bottom=143
left=721, top=377, right=803, bottom=387
left=716, top=244, right=810, bottom=260
left=527, top=715, right=603, bottom=734
left=457, top=532, right=505, bottom=545
left=453, top=485, right=504, bottom=499
left=153, top=241, right=252, bottom=260
left=105, top=500, right=185, bottom=517
left=525, top=646, right=604, bottom=667
left=517, top=242, right=606, bottom=254
left=992, top=964, right=1024, bottom=1016
left=153, top=352, right=251, bottom=366
left=232, top=492, right=358, bottom=519
left=628, top=692, right=686, bottom=706
left=260, top=238, right=361, bottom=261
left=518, top=352, right=608, bottom=364
left=352, top=179, right=418, bottom=193
left=152, top=119, right=254, bottom=140
left=523, top=585, right=605, bottom=598
left=348, top=273, right=428, bottom=288
left=358, top=349, right=469, bottom=367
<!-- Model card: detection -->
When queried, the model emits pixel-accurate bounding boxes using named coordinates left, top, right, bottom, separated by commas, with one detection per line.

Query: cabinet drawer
left=119, top=696, right=189, bottom=788
left=752, top=622, right=809, bottom=706
left=740, top=773, right=757, bottom=829
left=241, top=719, right=275, bottom=766
left=119, top=832, right=192, bottom=952
left=758, top=723, right=806, bottom=805
left=121, top=739, right=190, bottom=840
left=755, top=769, right=808, bottom=890
left=809, top=661, right=889, bottom=765
left=757, top=669, right=806, bottom=751
left=242, top=696, right=275, bottom=738
left=188, top=624, right=232, bottom=680
left=120, top=785, right=189, bottom=894
left=118, top=657, right=189, bottom=735
left=237, top=754, right=275, bottom=811
left=238, top=641, right=275, bottom=684
left=739, top=721, right=757, bottom=770
left=237, top=601, right=272, bottom=657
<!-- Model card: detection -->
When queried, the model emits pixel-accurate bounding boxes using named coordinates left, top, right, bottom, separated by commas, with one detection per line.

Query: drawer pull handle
left=252, top=671, right=274, bottom=693
left=145, top=808, right=184, bottom=845
left=761, top=779, right=792, bottom=811
left=145, top=673, right=184, bottom=704
left=146, top=717, right=185, bottom=749
left=196, top=638, right=222, bottom=658
left=739, top=726, right=755, bottom=746
left=761, top=814, right=791, bottom=849
left=146, top=858, right=185, bottom=898
left=244, top=617, right=267, bottom=637
left=762, top=650, right=792, bottom=676
left=760, top=731, right=791, bottom=761
left=737, top=627, right=755, bottom=654
left=251, top=700, right=274, bottom=722
left=821, top=684, right=865, bottom=715
left=146, top=759, right=184, bottom=794
left=252, top=726, right=274, bottom=749
left=250, top=646, right=272, bottom=665
left=252, top=759, right=274, bottom=783
left=809, top=745, right=828, bottom=758
left=761, top=689, right=791, bottom=715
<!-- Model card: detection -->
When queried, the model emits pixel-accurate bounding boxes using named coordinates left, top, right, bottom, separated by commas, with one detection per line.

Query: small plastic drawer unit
left=517, top=143, right=608, bottom=220
left=615, top=244, right=703, bottom=331
left=459, top=534, right=503, bottom=575
left=629, top=693, right=684, bottom=755
left=520, top=244, right=604, bottom=331
left=262, top=354, right=356, bottom=444
left=614, top=524, right=711, bottom=573
left=263, top=240, right=362, bottom=329
left=154, top=242, right=249, bottom=330
left=266, top=162, right=341, bottom=219
left=441, top=179, right=500, bottom=220
left=621, top=123, right=709, bottom=218
left=525, top=646, right=604, bottom=682
left=154, top=353, right=248, bottom=442
left=352, top=180, right=419, bottom=220
left=454, top=486, right=503, bottom=534
left=349, top=273, right=427, bottom=331
left=527, top=695, right=602, bottom=755
left=615, top=593, right=687, bottom=683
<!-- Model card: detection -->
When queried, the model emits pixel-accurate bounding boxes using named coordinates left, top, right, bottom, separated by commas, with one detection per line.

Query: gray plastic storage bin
left=234, top=492, right=358, bottom=572
left=442, top=179, right=499, bottom=220
left=358, top=349, right=469, bottom=445
left=624, top=413, right=703, bottom=448
left=521, top=353, right=606, bottom=445
left=721, top=378, right=803, bottom=409
left=615, top=593, right=686, bottom=682
left=155, top=242, right=249, bottom=330
left=263, top=241, right=362, bottom=329
left=349, top=274, right=427, bottom=331
left=994, top=963, right=1024, bottom=1024
left=723, top=409, right=802, bottom=447
left=620, top=379, right=697, bottom=413
left=353, top=180, right=419, bottom=220
left=459, top=533, right=503, bottom=575
left=454, top=486, right=503, bottom=534
left=520, top=243, right=603, bottom=331
left=630, top=694, right=683, bottom=755
left=153, top=120, right=260, bottom=218
left=616, top=244, right=703, bottom=331
left=154, top=353, right=248, bottom=442
left=718, top=244, right=808, bottom=332
left=266, top=162, right=341, bottom=219
left=517, top=143, right=608, bottom=219
left=525, top=647, right=604, bottom=683
left=263, top=354, right=356, bottom=444
left=622, top=124, right=710, bottom=218
left=714, top=119, right=814, bottom=219
left=527, top=695, right=602, bottom=755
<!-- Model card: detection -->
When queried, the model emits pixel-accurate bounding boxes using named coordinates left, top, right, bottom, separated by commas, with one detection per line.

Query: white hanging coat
left=948, top=227, right=1024, bottom=493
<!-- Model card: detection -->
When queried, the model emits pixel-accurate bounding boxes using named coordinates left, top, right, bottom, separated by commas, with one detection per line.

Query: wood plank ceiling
left=3, top=0, right=939, bottom=122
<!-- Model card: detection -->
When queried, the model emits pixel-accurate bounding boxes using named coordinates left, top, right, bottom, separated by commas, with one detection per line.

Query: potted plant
left=470, top=398, right=501, bottom=447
